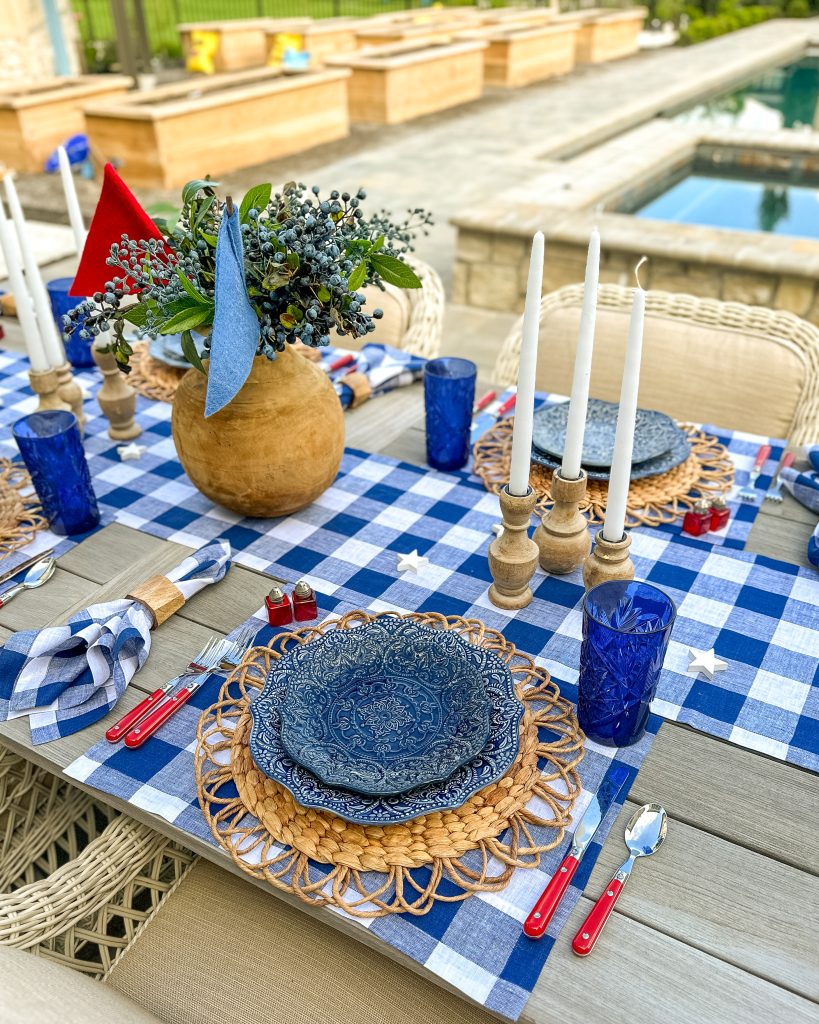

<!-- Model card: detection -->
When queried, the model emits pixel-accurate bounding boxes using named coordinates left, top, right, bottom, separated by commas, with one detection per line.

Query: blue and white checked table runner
left=64, top=607, right=659, bottom=1021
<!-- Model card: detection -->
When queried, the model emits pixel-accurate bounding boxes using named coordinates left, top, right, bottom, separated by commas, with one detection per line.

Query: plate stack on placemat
left=473, top=399, right=735, bottom=528
left=195, top=611, right=585, bottom=917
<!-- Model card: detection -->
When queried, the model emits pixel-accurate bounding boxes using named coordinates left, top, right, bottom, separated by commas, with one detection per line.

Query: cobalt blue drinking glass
left=578, top=580, right=676, bottom=747
left=13, top=411, right=100, bottom=536
left=424, top=357, right=477, bottom=472
left=47, top=277, right=94, bottom=368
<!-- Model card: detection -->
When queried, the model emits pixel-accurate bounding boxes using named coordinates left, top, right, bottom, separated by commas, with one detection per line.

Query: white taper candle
left=602, top=258, right=647, bottom=543
left=561, top=227, right=600, bottom=479
left=4, top=174, right=67, bottom=370
left=57, top=146, right=87, bottom=254
left=509, top=231, right=545, bottom=497
left=0, top=199, right=50, bottom=372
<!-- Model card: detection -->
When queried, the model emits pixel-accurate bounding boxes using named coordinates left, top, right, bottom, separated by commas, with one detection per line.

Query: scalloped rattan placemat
left=127, top=342, right=186, bottom=403
left=473, top=417, right=734, bottom=528
left=0, top=458, right=48, bottom=558
left=195, top=611, right=584, bottom=918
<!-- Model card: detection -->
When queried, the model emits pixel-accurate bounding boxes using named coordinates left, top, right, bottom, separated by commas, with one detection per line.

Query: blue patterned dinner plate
left=248, top=623, right=524, bottom=825
left=532, top=399, right=683, bottom=467
left=531, top=420, right=691, bottom=482
left=277, top=619, right=491, bottom=795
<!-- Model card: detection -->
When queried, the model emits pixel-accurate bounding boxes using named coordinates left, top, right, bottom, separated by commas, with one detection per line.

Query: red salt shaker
left=292, top=580, right=318, bottom=622
left=682, top=498, right=711, bottom=537
left=709, top=495, right=730, bottom=532
left=265, top=585, right=293, bottom=626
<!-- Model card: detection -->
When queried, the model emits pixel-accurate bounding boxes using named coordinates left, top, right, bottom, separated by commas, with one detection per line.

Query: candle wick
left=634, top=256, right=647, bottom=290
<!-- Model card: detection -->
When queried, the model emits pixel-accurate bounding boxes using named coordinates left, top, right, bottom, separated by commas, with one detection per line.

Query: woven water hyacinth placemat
left=0, top=458, right=48, bottom=558
left=473, top=417, right=734, bottom=528
left=126, top=342, right=186, bottom=403
left=195, top=610, right=584, bottom=918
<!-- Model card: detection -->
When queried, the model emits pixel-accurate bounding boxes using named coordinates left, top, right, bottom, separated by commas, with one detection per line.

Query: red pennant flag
left=69, top=163, right=166, bottom=297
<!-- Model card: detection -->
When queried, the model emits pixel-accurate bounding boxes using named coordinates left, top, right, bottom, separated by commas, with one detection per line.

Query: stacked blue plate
left=531, top=398, right=690, bottom=481
left=248, top=618, right=524, bottom=825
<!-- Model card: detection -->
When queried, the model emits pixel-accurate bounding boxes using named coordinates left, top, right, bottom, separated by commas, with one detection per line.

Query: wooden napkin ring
left=344, top=371, right=372, bottom=409
left=127, top=575, right=185, bottom=628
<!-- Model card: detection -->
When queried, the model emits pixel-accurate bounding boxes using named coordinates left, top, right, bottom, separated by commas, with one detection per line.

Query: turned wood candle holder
left=28, top=368, right=70, bottom=413
left=93, top=345, right=142, bottom=440
left=54, top=362, right=86, bottom=434
left=582, top=530, right=635, bottom=591
left=488, top=485, right=539, bottom=610
left=534, top=468, right=591, bottom=575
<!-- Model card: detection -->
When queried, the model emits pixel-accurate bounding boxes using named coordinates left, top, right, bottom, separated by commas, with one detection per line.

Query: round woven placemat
left=126, top=341, right=187, bottom=403
left=0, top=458, right=48, bottom=557
left=196, top=610, right=584, bottom=918
left=473, top=417, right=734, bottom=527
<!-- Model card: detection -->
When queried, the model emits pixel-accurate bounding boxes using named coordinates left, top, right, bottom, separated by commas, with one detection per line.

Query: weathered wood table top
left=1, top=386, right=817, bottom=1024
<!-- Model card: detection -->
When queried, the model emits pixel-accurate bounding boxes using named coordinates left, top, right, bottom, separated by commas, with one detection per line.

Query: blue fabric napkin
left=807, top=444, right=819, bottom=474
left=205, top=207, right=260, bottom=418
left=328, top=342, right=426, bottom=409
left=780, top=465, right=819, bottom=568
left=0, top=541, right=232, bottom=743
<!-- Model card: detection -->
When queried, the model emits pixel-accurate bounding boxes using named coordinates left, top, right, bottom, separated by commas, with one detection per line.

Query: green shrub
left=785, top=0, right=810, bottom=15
left=679, top=3, right=778, bottom=43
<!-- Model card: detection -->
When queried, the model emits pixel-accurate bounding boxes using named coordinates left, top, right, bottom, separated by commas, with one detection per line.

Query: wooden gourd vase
left=171, top=346, right=345, bottom=518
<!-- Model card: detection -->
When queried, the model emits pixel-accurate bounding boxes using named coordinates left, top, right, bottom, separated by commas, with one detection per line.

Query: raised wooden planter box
left=264, top=17, right=361, bottom=67
left=83, top=68, right=350, bottom=189
left=178, top=18, right=310, bottom=71
left=326, top=40, right=486, bottom=126
left=0, top=75, right=132, bottom=172
left=564, top=8, right=646, bottom=64
left=353, top=20, right=471, bottom=49
left=476, top=21, right=580, bottom=89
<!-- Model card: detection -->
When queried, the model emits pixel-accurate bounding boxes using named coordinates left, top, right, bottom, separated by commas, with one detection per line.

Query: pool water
left=670, top=56, right=819, bottom=132
left=634, top=173, right=819, bottom=237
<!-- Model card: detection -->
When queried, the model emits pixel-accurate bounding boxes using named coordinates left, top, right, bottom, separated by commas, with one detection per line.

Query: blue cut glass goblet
left=578, top=580, right=676, bottom=747
left=424, top=357, right=477, bottom=472
left=13, top=410, right=100, bottom=536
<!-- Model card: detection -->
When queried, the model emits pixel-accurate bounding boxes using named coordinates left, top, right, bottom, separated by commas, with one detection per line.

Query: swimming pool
left=633, top=171, right=819, bottom=238
left=669, top=55, right=819, bottom=132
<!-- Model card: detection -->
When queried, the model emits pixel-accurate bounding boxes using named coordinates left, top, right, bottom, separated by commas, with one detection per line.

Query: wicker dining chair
left=0, top=745, right=195, bottom=979
left=494, top=284, right=819, bottom=444
left=356, top=255, right=445, bottom=359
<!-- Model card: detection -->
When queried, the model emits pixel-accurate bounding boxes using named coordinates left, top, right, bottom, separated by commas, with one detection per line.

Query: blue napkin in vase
left=205, top=207, right=260, bottom=418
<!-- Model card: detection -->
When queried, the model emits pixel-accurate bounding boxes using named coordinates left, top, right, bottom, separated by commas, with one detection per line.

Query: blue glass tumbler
left=424, top=357, right=477, bottom=472
left=578, top=580, right=676, bottom=747
left=47, top=277, right=94, bottom=368
left=13, top=411, right=100, bottom=536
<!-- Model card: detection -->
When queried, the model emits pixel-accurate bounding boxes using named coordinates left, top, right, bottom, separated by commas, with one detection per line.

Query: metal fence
left=72, top=0, right=502, bottom=69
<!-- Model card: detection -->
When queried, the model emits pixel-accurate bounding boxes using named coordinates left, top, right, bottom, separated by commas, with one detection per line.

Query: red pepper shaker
left=265, top=585, right=293, bottom=627
left=292, top=580, right=318, bottom=622
left=682, top=498, right=711, bottom=537
left=709, top=495, right=730, bottom=532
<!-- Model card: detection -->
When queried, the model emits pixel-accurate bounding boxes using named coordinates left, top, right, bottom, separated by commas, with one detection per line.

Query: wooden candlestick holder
left=93, top=346, right=142, bottom=440
left=28, top=368, right=71, bottom=413
left=534, top=468, right=591, bottom=575
left=488, top=485, right=539, bottom=610
left=582, top=530, right=635, bottom=591
left=54, top=362, right=86, bottom=434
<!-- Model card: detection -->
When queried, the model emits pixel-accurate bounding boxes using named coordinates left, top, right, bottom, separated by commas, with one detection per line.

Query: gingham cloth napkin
left=0, top=540, right=231, bottom=744
left=323, top=342, right=426, bottom=408
left=781, top=445, right=819, bottom=567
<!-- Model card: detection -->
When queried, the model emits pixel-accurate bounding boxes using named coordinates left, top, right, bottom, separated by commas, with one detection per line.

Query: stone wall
left=0, top=0, right=80, bottom=82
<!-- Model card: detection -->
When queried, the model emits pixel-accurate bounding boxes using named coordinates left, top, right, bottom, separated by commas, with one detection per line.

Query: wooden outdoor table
left=1, top=385, right=817, bottom=1023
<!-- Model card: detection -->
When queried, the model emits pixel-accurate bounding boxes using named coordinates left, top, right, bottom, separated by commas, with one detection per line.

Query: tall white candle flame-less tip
left=508, top=231, right=544, bottom=498
left=57, top=146, right=87, bottom=255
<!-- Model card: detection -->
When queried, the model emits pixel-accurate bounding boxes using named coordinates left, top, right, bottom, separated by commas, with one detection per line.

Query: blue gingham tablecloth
left=64, top=607, right=659, bottom=1022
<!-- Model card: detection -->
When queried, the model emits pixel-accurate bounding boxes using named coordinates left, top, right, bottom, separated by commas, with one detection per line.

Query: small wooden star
left=687, top=647, right=728, bottom=681
left=396, top=550, right=429, bottom=573
left=117, top=442, right=147, bottom=461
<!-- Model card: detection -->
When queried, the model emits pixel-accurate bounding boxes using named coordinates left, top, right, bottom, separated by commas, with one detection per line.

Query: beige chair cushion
left=108, top=859, right=495, bottom=1024
left=342, top=280, right=412, bottom=351
left=536, top=305, right=805, bottom=439
left=0, top=943, right=163, bottom=1024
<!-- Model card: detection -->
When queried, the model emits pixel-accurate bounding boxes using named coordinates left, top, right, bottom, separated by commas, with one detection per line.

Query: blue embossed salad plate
left=277, top=618, right=491, bottom=795
left=248, top=621, right=524, bottom=825
left=532, top=398, right=683, bottom=468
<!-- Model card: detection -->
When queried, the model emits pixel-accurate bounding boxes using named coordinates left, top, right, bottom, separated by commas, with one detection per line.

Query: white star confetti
left=396, top=550, right=429, bottom=573
left=491, top=523, right=504, bottom=537
left=77, top=380, right=93, bottom=400
left=118, top=442, right=147, bottom=462
left=687, top=647, right=728, bottom=681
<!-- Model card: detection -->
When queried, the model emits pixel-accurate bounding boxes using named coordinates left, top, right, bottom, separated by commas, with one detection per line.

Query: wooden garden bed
left=557, top=7, right=646, bottom=64
left=263, top=17, right=361, bottom=67
left=474, top=21, right=580, bottom=89
left=82, top=68, right=351, bottom=188
left=178, top=18, right=310, bottom=71
left=326, top=40, right=486, bottom=125
left=353, top=19, right=473, bottom=49
left=0, top=75, right=132, bottom=172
